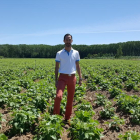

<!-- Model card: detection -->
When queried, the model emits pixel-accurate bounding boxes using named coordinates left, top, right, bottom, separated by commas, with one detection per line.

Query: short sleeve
left=55, top=52, right=60, bottom=62
left=76, top=51, right=80, bottom=62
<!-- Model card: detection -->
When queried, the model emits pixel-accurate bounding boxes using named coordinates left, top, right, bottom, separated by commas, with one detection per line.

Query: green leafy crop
left=109, top=87, right=123, bottom=98
left=106, top=115, right=125, bottom=131
left=75, top=100, right=93, bottom=111
left=75, top=110, right=95, bottom=122
left=130, top=107, right=140, bottom=124
left=116, top=94, right=140, bottom=113
left=8, top=110, right=39, bottom=134
left=0, top=133, right=8, bottom=140
left=100, top=101, right=115, bottom=119
left=0, top=113, right=6, bottom=129
left=69, top=119, right=103, bottom=140
left=94, top=93, right=106, bottom=106
left=119, top=131, right=140, bottom=140
left=34, top=113, right=63, bottom=140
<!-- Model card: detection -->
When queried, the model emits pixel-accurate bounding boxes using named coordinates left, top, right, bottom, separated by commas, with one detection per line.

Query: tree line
left=0, top=41, right=140, bottom=58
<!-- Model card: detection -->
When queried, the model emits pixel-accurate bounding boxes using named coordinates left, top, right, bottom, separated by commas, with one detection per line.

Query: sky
left=0, top=0, right=140, bottom=45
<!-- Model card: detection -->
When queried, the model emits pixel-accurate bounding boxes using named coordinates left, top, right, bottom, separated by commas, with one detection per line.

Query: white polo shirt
left=55, top=48, right=80, bottom=74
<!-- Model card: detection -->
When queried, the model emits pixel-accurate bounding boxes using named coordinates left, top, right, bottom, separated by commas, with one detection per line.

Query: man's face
left=64, top=35, right=73, bottom=47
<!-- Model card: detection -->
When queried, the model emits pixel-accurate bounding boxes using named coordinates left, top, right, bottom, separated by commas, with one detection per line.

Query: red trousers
left=53, top=74, right=76, bottom=120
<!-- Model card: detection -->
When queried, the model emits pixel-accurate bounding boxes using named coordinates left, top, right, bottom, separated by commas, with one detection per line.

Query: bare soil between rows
left=85, top=90, right=140, bottom=140
left=0, top=89, right=140, bottom=140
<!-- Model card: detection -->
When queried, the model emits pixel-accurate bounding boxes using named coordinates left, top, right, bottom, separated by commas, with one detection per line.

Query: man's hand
left=55, top=62, right=59, bottom=88
left=55, top=80, right=58, bottom=88
left=79, top=78, right=82, bottom=86
left=76, top=61, right=82, bottom=86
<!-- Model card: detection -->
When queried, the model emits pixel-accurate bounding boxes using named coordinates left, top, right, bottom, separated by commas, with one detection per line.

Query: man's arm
left=55, top=61, right=60, bottom=87
left=76, top=61, right=82, bottom=86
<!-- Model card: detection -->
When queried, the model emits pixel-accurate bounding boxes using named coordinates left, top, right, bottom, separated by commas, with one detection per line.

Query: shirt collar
left=63, top=47, right=73, bottom=52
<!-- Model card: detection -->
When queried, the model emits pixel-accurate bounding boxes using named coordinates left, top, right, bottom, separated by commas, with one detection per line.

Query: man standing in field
left=53, top=33, right=82, bottom=123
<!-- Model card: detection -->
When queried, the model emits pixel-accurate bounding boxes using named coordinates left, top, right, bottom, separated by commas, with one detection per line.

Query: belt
left=60, top=73, right=75, bottom=76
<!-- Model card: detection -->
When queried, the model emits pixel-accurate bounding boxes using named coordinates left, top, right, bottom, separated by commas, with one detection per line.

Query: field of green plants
left=0, top=59, right=140, bottom=140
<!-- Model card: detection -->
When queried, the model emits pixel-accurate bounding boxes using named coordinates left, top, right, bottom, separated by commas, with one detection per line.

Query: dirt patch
left=85, top=90, right=140, bottom=140
left=0, top=88, right=139, bottom=140
left=61, top=124, right=71, bottom=140
left=0, top=108, right=12, bottom=135
left=23, top=71, right=27, bottom=74
left=34, top=79, right=40, bottom=82
left=28, top=69, right=34, bottom=71
left=125, top=90, right=140, bottom=97
left=9, top=133, right=33, bottom=140
left=20, top=88, right=27, bottom=93
left=0, top=108, right=34, bottom=140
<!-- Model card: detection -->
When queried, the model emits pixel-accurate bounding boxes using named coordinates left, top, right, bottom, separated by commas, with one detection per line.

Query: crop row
left=0, top=59, right=140, bottom=139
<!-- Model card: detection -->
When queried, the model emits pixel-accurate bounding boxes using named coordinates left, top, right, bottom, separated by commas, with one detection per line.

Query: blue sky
left=0, top=0, right=140, bottom=45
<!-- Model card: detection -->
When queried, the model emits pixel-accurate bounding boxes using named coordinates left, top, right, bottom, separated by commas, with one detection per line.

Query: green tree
left=115, top=46, right=123, bottom=58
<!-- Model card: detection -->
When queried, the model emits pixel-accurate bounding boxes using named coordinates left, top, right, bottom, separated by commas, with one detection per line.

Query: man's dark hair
left=64, top=34, right=72, bottom=40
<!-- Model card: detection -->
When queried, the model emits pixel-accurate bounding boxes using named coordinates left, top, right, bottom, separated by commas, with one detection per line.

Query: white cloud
left=29, top=15, right=140, bottom=35
left=0, top=15, right=140, bottom=42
